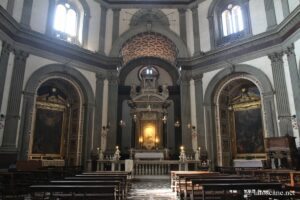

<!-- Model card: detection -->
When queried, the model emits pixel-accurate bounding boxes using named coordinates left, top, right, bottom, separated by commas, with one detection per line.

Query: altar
left=130, top=149, right=167, bottom=160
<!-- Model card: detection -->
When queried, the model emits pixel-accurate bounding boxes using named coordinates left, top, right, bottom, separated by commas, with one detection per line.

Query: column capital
left=193, top=73, right=203, bottom=82
left=14, top=50, right=29, bottom=61
left=268, top=52, right=283, bottom=63
left=107, top=70, right=118, bottom=83
left=112, top=8, right=121, bottom=12
left=180, top=70, right=192, bottom=83
left=96, top=73, right=106, bottom=81
left=191, top=5, right=199, bottom=13
left=178, top=8, right=187, bottom=14
left=285, top=44, right=295, bottom=57
left=1, top=41, right=13, bottom=55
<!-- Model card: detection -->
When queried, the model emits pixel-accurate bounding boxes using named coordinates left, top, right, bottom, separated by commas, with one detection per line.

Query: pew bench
left=30, top=185, right=117, bottom=200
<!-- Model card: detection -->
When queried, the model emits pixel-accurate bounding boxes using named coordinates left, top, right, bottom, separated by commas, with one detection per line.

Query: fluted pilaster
left=269, top=52, right=293, bottom=136
left=112, top=9, right=120, bottom=43
left=178, top=8, right=187, bottom=45
left=191, top=6, right=201, bottom=56
left=2, top=50, right=29, bottom=149
left=99, top=6, right=107, bottom=53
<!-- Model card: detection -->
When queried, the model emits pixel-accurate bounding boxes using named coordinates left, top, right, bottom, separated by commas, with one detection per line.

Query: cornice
left=0, top=7, right=120, bottom=71
left=178, top=5, right=300, bottom=72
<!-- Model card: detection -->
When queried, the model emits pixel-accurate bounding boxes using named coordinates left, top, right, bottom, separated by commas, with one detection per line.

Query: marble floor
left=127, top=179, right=177, bottom=200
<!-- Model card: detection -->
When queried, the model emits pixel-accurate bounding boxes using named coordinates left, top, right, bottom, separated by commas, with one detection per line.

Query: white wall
left=161, top=9, right=180, bottom=36
left=76, top=68, right=96, bottom=94
left=295, top=39, right=300, bottom=72
left=274, top=0, right=284, bottom=24
left=249, top=0, right=268, bottom=35
left=119, top=9, right=138, bottom=36
left=87, top=0, right=101, bottom=52
left=0, top=0, right=8, bottom=10
left=289, top=0, right=299, bottom=12
left=31, top=0, right=48, bottom=34
left=198, top=0, right=211, bottom=52
left=105, top=9, right=113, bottom=55
left=202, top=68, right=223, bottom=96
left=0, top=53, right=14, bottom=146
left=186, top=9, right=194, bottom=56
left=12, top=0, right=24, bottom=23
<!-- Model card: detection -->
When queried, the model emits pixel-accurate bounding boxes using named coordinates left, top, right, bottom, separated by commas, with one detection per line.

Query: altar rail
left=86, top=160, right=208, bottom=176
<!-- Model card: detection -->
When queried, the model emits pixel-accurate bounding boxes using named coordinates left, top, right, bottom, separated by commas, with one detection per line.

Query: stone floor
left=127, top=179, right=177, bottom=200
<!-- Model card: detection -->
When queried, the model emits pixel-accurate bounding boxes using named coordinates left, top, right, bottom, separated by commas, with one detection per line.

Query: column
left=20, top=0, right=33, bottom=28
left=83, top=103, right=95, bottom=167
left=98, top=6, right=107, bottom=53
left=268, top=52, right=293, bottom=136
left=18, top=91, right=35, bottom=160
left=281, top=0, right=290, bottom=18
left=106, top=70, right=118, bottom=152
left=6, top=0, right=15, bottom=15
left=178, top=8, right=187, bottom=45
left=0, top=42, right=12, bottom=109
left=285, top=44, right=300, bottom=140
left=262, top=92, right=279, bottom=137
left=193, top=73, right=205, bottom=149
left=191, top=6, right=201, bottom=56
left=93, top=73, right=105, bottom=150
left=112, top=9, right=120, bottom=43
left=1, top=50, right=29, bottom=149
left=264, top=0, right=277, bottom=29
left=180, top=70, right=192, bottom=151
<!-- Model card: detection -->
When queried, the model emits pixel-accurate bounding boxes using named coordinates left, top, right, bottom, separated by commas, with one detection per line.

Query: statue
left=97, top=147, right=104, bottom=160
left=113, top=146, right=121, bottom=160
left=162, top=84, right=169, bottom=96
left=194, top=147, right=200, bottom=161
left=130, top=83, right=136, bottom=97
left=179, top=146, right=186, bottom=161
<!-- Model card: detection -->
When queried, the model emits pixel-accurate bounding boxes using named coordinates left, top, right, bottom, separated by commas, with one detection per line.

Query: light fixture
left=162, top=115, right=167, bottom=124
left=119, top=120, right=126, bottom=127
left=133, top=114, right=137, bottom=122
left=102, top=122, right=110, bottom=131
left=174, top=120, right=180, bottom=127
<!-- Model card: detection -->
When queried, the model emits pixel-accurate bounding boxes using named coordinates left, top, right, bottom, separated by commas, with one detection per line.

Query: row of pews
left=0, top=168, right=131, bottom=199
left=171, top=170, right=300, bottom=200
left=29, top=171, right=131, bottom=199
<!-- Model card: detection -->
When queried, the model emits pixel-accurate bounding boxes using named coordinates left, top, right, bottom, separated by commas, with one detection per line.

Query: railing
left=86, top=160, right=208, bottom=176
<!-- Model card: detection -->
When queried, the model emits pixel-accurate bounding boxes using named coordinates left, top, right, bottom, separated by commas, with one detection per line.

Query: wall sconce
left=174, top=120, right=180, bottom=128
left=162, top=115, right=167, bottom=124
left=119, top=120, right=126, bottom=127
left=133, top=114, right=137, bottom=122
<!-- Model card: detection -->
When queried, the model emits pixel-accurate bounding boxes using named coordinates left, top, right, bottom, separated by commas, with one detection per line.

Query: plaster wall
left=198, top=0, right=211, bottom=52
left=274, top=0, right=284, bottom=24
left=161, top=9, right=180, bottom=36
left=289, top=0, right=299, bottom=11
left=12, top=0, right=24, bottom=23
left=0, top=0, right=8, bottom=10
left=87, top=0, right=100, bottom=52
left=119, top=9, right=138, bottom=36
left=186, top=9, right=194, bottom=56
left=202, top=68, right=223, bottom=95
left=30, top=0, right=48, bottom=34
left=249, top=0, right=268, bottom=35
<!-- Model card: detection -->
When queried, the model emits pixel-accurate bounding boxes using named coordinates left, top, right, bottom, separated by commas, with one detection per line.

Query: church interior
left=0, top=0, right=300, bottom=199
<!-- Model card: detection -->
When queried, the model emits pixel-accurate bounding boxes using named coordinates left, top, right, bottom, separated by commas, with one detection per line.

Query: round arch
left=110, top=23, right=190, bottom=58
left=202, top=64, right=278, bottom=168
left=18, top=64, right=95, bottom=166
left=130, top=9, right=170, bottom=27
left=119, top=57, right=180, bottom=85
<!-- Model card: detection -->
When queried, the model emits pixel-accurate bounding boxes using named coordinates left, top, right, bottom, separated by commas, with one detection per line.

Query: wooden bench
left=50, top=180, right=124, bottom=199
left=30, top=185, right=116, bottom=200
left=201, top=182, right=284, bottom=200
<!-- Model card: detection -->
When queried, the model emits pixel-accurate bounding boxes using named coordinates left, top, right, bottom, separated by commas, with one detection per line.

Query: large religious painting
left=234, top=108, right=264, bottom=154
left=32, top=103, right=65, bottom=155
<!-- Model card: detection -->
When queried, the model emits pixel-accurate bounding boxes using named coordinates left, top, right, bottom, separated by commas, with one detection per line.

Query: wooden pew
left=201, top=182, right=284, bottom=200
left=50, top=180, right=124, bottom=199
left=189, top=178, right=260, bottom=200
left=30, top=185, right=116, bottom=200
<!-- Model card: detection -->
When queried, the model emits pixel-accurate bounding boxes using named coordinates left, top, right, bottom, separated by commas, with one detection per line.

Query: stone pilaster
left=6, top=0, right=15, bottom=15
left=18, top=91, right=35, bottom=160
left=0, top=42, right=12, bottom=109
left=261, top=92, right=278, bottom=137
left=180, top=70, right=192, bottom=151
left=83, top=102, right=95, bottom=166
left=21, top=0, right=33, bottom=28
left=285, top=44, right=300, bottom=140
left=1, top=50, right=29, bottom=150
left=45, top=0, right=56, bottom=36
left=112, top=9, right=120, bottom=44
left=178, top=8, right=187, bottom=45
left=193, top=73, right=205, bottom=149
left=191, top=6, right=201, bottom=56
left=98, top=6, right=107, bottom=53
left=264, top=0, right=277, bottom=29
left=93, top=73, right=105, bottom=150
left=268, top=52, right=293, bottom=136
left=106, top=70, right=118, bottom=152
left=281, top=0, right=290, bottom=18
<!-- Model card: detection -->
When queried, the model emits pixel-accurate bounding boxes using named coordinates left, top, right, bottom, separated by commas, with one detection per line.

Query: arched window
left=208, top=0, right=251, bottom=48
left=53, top=3, right=78, bottom=43
left=221, top=4, right=244, bottom=36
